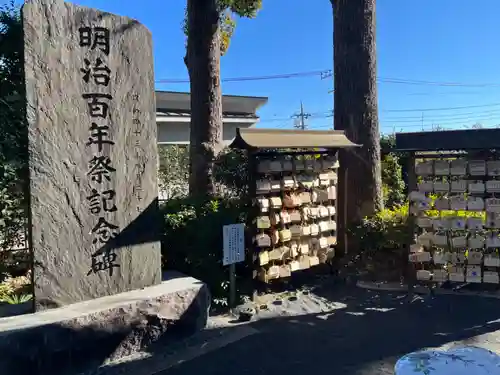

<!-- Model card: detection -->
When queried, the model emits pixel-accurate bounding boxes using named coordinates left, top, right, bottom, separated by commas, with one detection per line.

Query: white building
left=155, top=91, right=268, bottom=145
left=155, top=91, right=268, bottom=200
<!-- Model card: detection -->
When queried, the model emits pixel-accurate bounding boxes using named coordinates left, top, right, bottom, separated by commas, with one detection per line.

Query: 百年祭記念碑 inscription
left=79, top=25, right=120, bottom=276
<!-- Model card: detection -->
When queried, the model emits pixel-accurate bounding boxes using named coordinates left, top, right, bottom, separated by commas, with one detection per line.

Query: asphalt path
left=155, top=286, right=500, bottom=375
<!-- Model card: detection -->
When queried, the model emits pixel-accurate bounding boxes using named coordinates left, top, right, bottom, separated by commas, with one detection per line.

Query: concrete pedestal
left=0, top=272, right=210, bottom=375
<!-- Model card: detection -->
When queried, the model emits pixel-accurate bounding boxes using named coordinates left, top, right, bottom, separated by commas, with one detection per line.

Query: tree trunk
left=333, top=0, right=383, bottom=216
left=333, top=0, right=383, bottom=253
left=185, top=0, right=223, bottom=198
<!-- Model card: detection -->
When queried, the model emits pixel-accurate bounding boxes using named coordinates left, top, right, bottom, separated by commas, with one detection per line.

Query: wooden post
left=247, top=151, right=259, bottom=301
left=229, top=263, right=236, bottom=309
left=406, top=152, right=417, bottom=297
left=336, top=150, right=348, bottom=258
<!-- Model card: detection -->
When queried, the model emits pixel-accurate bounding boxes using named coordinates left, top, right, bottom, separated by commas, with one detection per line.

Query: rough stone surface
left=23, top=0, right=161, bottom=309
left=0, top=273, right=210, bottom=375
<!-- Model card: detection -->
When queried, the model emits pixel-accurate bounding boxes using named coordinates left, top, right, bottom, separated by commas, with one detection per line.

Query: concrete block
left=0, top=272, right=210, bottom=375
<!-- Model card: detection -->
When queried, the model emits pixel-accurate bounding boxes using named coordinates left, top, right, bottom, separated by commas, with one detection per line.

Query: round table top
left=395, top=346, right=500, bottom=374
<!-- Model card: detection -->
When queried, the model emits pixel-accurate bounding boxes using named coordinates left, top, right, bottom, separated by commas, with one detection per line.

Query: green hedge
left=160, top=197, right=251, bottom=306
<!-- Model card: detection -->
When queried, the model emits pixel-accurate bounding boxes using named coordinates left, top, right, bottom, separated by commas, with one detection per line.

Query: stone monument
left=0, top=4, right=209, bottom=373
left=23, top=0, right=161, bottom=309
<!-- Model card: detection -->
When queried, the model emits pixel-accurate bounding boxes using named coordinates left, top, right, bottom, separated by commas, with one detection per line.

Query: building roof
left=155, top=90, right=268, bottom=115
left=230, top=128, right=361, bottom=149
left=156, top=110, right=257, bottom=120
left=394, top=128, right=500, bottom=151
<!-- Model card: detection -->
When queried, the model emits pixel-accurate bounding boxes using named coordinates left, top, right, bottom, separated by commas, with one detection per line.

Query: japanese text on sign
left=222, top=224, right=245, bottom=266
left=131, top=94, right=143, bottom=211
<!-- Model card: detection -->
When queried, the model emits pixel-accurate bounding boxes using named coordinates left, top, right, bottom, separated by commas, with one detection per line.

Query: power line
left=258, top=102, right=500, bottom=127
left=310, top=120, right=500, bottom=131
left=381, top=108, right=500, bottom=120
left=404, top=91, right=492, bottom=97
left=383, top=114, right=500, bottom=126
left=381, top=102, right=500, bottom=113
left=378, top=77, right=500, bottom=88
left=261, top=111, right=500, bottom=129
left=260, top=111, right=500, bottom=125
left=155, top=70, right=331, bottom=84
left=156, top=69, right=500, bottom=88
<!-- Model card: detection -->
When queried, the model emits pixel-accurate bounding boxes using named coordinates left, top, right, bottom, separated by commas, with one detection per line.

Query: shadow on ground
left=97, top=280, right=500, bottom=375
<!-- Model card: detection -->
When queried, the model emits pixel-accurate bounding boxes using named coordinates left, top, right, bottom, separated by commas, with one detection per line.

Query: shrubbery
left=347, top=204, right=409, bottom=281
left=380, top=134, right=406, bottom=209
left=160, top=196, right=251, bottom=306
left=0, top=272, right=31, bottom=304
left=382, top=153, right=406, bottom=208
left=0, top=3, right=30, bottom=292
left=157, top=146, right=251, bottom=305
left=350, top=196, right=483, bottom=281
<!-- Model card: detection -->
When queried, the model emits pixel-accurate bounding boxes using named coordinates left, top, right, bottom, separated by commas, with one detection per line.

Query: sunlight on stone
left=345, top=311, right=365, bottom=316
left=316, top=313, right=335, bottom=320
left=364, top=307, right=395, bottom=312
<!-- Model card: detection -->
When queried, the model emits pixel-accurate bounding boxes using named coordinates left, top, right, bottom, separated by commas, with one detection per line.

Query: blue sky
left=12, top=0, right=500, bottom=133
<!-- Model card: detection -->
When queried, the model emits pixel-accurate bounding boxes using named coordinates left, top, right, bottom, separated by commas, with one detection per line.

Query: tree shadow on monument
left=91, top=198, right=161, bottom=258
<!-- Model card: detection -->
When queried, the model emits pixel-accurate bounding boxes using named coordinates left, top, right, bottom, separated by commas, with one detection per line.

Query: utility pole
left=292, top=101, right=311, bottom=130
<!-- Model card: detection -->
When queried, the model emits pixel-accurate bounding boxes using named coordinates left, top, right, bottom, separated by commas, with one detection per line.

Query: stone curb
left=357, top=280, right=500, bottom=300
left=432, top=288, right=500, bottom=300
left=356, top=280, right=409, bottom=292
left=356, top=281, right=432, bottom=294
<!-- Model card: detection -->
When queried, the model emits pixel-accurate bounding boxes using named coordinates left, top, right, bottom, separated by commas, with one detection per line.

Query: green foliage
left=219, top=10, right=237, bottom=54
left=353, top=202, right=483, bottom=254
left=161, top=196, right=250, bottom=304
left=379, top=134, right=406, bottom=209
left=380, top=133, right=395, bottom=152
left=219, top=0, right=262, bottom=17
left=158, top=146, right=250, bottom=305
left=158, top=145, right=190, bottom=199
left=381, top=153, right=405, bottom=208
left=0, top=272, right=31, bottom=298
left=0, top=1, right=25, bottom=163
left=0, top=2, right=28, bottom=255
left=351, top=205, right=409, bottom=253
left=0, top=292, right=32, bottom=305
left=350, top=202, right=481, bottom=281
left=182, top=0, right=262, bottom=55
left=347, top=205, right=409, bottom=281
left=213, top=148, right=249, bottom=197
left=158, top=145, right=249, bottom=199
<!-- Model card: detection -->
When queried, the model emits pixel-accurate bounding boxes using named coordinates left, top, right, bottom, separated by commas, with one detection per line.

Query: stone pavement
left=95, top=283, right=500, bottom=375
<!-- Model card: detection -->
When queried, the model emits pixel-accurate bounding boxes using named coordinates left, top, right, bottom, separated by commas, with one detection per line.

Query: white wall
left=157, top=121, right=254, bottom=145
left=158, top=123, right=189, bottom=144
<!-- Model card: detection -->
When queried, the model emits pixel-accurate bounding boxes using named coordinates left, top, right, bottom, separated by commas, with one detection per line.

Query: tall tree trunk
left=332, top=0, right=383, bottom=251
left=185, top=0, right=223, bottom=198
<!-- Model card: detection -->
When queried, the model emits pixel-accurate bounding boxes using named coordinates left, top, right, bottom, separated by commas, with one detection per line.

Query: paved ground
left=98, top=282, right=500, bottom=375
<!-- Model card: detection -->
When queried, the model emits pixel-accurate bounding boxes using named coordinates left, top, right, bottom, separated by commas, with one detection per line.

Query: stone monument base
left=0, top=272, right=210, bottom=375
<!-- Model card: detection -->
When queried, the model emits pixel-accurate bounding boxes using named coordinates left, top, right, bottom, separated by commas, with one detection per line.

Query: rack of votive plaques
left=253, top=153, right=339, bottom=283
left=409, top=157, right=500, bottom=286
